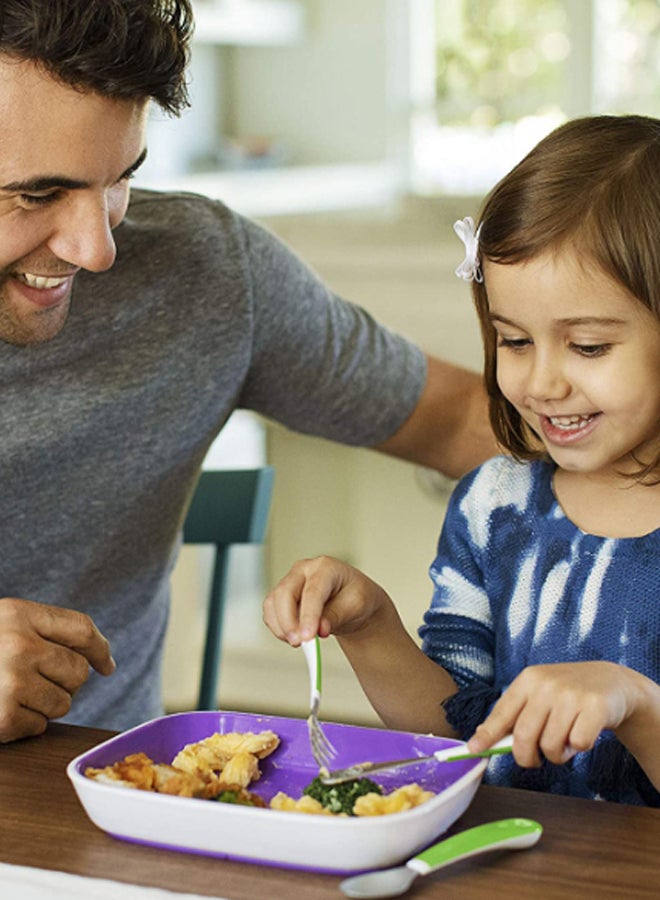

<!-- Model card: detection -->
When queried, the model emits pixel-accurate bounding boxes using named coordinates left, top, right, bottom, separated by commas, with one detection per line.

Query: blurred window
left=593, top=0, right=660, bottom=113
left=410, top=0, right=660, bottom=195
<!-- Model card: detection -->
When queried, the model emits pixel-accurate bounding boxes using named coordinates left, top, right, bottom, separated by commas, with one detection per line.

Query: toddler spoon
left=340, top=817, right=542, bottom=898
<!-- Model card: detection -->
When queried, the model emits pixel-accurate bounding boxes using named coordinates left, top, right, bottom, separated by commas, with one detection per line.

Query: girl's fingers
left=296, top=558, right=347, bottom=641
left=263, top=557, right=351, bottom=645
left=538, top=705, right=581, bottom=763
left=468, top=680, right=548, bottom=766
left=566, top=705, right=608, bottom=755
left=263, top=567, right=308, bottom=642
left=468, top=689, right=527, bottom=755
left=468, top=663, right=635, bottom=770
left=508, top=706, right=550, bottom=768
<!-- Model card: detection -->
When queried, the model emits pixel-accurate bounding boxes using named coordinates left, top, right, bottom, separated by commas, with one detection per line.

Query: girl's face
left=485, top=250, right=660, bottom=483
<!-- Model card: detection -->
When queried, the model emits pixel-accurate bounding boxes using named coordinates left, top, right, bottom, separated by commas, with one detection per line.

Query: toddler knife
left=320, top=734, right=514, bottom=785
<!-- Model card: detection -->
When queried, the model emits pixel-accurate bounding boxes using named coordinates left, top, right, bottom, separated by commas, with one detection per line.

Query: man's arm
left=375, top=354, right=498, bottom=480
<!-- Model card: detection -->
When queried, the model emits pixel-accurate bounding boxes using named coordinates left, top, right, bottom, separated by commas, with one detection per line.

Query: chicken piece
left=219, top=750, right=260, bottom=788
left=85, top=752, right=156, bottom=791
left=171, top=730, right=279, bottom=777
left=151, top=764, right=222, bottom=799
left=85, top=752, right=221, bottom=799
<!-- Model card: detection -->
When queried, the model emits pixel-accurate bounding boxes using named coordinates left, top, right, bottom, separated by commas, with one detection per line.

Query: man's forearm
left=375, top=354, right=498, bottom=479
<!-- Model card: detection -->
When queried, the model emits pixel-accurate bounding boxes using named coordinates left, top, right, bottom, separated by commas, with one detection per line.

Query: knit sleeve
left=419, top=463, right=501, bottom=738
left=419, top=464, right=508, bottom=738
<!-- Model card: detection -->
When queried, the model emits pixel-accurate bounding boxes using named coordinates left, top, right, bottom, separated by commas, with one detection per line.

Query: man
left=0, top=0, right=495, bottom=743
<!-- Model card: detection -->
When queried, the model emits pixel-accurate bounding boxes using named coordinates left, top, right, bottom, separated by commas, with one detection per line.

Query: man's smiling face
left=0, top=56, right=148, bottom=345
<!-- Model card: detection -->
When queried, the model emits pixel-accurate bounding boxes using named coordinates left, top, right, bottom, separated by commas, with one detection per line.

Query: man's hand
left=0, top=598, right=115, bottom=743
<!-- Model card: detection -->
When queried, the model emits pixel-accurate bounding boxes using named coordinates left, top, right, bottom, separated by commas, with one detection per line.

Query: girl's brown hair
left=0, top=0, right=193, bottom=114
left=472, top=114, right=660, bottom=478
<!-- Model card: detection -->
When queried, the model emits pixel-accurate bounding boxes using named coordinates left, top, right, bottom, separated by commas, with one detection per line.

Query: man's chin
left=0, top=303, right=71, bottom=346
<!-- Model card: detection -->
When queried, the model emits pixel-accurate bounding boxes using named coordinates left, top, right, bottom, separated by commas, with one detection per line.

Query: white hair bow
left=453, top=217, right=483, bottom=283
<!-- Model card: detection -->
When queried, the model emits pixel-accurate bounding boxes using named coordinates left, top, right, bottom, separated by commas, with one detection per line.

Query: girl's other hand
left=466, top=661, right=645, bottom=767
left=263, top=556, right=392, bottom=647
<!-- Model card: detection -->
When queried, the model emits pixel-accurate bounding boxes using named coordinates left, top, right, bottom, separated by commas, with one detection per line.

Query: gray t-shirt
left=0, top=190, right=425, bottom=729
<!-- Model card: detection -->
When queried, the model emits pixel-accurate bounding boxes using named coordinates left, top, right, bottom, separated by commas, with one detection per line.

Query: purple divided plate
left=67, top=711, right=485, bottom=873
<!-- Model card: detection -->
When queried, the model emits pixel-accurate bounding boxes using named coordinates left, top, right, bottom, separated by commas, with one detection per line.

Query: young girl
left=263, top=115, right=660, bottom=805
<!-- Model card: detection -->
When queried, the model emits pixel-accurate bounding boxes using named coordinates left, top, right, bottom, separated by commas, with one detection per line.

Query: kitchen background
left=132, top=0, right=660, bottom=724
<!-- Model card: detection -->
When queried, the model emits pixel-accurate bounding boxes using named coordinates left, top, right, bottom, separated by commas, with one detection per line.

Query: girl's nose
left=525, top=354, right=571, bottom=404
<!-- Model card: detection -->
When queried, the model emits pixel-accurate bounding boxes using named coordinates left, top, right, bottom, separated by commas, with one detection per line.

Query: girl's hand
left=263, top=556, right=393, bottom=646
left=467, top=661, right=646, bottom=767
left=264, top=556, right=459, bottom=736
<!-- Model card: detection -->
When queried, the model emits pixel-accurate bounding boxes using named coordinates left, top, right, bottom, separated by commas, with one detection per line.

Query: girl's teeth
left=549, top=414, right=593, bottom=430
left=19, top=273, right=69, bottom=289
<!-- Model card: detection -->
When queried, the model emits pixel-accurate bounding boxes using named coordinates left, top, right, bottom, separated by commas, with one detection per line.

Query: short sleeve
left=235, top=214, right=427, bottom=446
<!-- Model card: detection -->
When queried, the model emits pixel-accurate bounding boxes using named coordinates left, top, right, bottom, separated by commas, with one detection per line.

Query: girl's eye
left=572, top=343, right=611, bottom=358
left=497, top=336, right=531, bottom=351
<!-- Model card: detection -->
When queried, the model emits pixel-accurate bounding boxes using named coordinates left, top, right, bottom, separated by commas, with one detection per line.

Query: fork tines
left=307, top=700, right=337, bottom=770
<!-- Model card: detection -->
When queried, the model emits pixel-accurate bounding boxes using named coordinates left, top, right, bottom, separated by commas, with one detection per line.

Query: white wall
left=228, top=0, right=395, bottom=165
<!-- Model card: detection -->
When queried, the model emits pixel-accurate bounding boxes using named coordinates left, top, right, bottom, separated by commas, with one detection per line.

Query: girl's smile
left=485, top=250, right=660, bottom=485
left=539, top=412, right=601, bottom=446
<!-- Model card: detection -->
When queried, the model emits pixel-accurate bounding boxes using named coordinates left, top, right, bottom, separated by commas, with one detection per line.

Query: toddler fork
left=302, top=636, right=338, bottom=770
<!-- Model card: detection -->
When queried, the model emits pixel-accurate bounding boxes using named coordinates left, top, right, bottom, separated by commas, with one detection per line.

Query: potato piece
left=353, top=783, right=435, bottom=816
left=270, top=792, right=333, bottom=815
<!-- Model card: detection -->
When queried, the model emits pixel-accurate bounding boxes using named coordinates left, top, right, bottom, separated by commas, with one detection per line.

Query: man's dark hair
left=0, top=0, right=193, bottom=114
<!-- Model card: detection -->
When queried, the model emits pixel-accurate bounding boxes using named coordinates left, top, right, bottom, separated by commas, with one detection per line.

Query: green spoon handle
left=409, top=818, right=542, bottom=875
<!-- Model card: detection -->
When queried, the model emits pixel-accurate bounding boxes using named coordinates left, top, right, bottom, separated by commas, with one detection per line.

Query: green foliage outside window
left=434, top=0, right=570, bottom=127
left=434, top=0, right=660, bottom=127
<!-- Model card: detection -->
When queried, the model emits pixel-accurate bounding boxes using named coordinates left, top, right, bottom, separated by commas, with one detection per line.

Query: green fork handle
left=302, top=636, right=322, bottom=705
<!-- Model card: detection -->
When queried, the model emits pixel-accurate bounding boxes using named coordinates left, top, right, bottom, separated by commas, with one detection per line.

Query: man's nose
left=47, top=192, right=117, bottom=273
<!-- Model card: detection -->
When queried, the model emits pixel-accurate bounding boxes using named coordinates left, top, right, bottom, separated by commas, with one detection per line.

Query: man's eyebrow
left=0, top=147, right=148, bottom=193
left=121, top=147, right=148, bottom=181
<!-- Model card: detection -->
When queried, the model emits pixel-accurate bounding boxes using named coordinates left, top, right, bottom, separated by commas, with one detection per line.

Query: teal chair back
left=183, top=466, right=275, bottom=710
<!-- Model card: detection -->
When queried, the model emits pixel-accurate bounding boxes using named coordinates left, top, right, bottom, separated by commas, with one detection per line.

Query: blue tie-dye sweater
left=418, top=455, right=660, bottom=806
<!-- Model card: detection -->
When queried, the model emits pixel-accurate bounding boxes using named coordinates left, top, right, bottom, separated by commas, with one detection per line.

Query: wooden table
left=1, top=724, right=658, bottom=899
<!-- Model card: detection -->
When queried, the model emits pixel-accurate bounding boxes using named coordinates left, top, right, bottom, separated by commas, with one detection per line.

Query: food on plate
left=269, top=793, right=334, bottom=815
left=353, top=783, right=435, bottom=816
left=214, top=787, right=266, bottom=807
left=172, top=730, right=280, bottom=781
left=215, top=749, right=260, bottom=788
left=84, top=752, right=222, bottom=799
left=84, top=728, right=436, bottom=816
left=85, top=730, right=279, bottom=797
left=300, top=775, right=383, bottom=815
left=270, top=777, right=434, bottom=817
